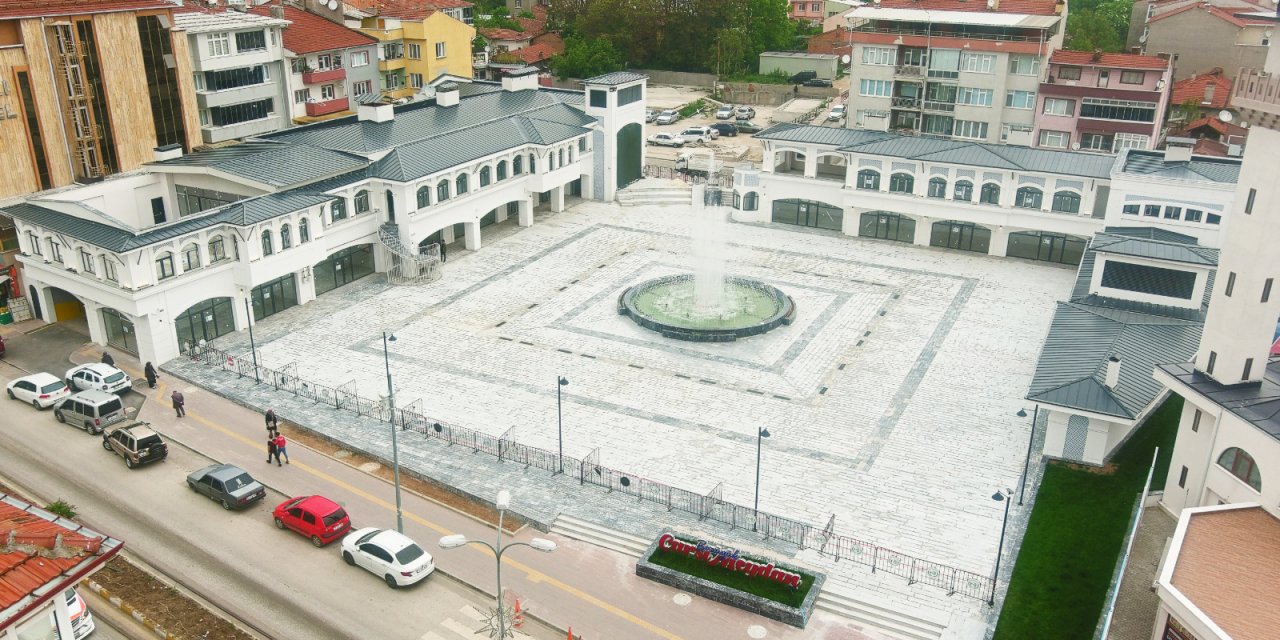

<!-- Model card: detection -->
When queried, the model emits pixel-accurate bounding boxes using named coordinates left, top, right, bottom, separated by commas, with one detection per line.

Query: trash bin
left=0, top=309, right=11, bottom=325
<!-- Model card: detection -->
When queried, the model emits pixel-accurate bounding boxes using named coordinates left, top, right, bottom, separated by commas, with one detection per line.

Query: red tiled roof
left=480, top=27, right=528, bottom=41
left=1176, top=115, right=1249, bottom=139
left=530, top=31, right=563, bottom=50
left=1171, top=69, right=1232, bottom=108
left=1192, top=138, right=1230, bottom=156
left=515, top=4, right=547, bottom=36
left=0, top=0, right=172, bottom=19
left=873, top=0, right=1063, bottom=16
left=248, top=6, right=375, bottom=55
left=515, top=42, right=557, bottom=64
left=1050, top=50, right=1170, bottom=70
left=1149, top=2, right=1274, bottom=27
left=349, top=0, right=472, bottom=21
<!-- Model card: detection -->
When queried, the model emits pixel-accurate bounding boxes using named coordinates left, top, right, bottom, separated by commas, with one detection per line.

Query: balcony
left=922, top=100, right=956, bottom=113
left=891, top=96, right=921, bottom=109
left=894, top=65, right=925, bottom=79
left=303, top=67, right=345, bottom=84
left=379, top=57, right=407, bottom=72
left=305, top=97, right=350, bottom=117
left=1233, top=68, right=1280, bottom=124
left=473, top=51, right=488, bottom=68
left=851, top=24, right=1039, bottom=43
left=926, top=70, right=959, bottom=82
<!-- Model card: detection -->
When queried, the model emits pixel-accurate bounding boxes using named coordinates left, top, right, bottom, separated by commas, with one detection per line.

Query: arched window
left=954, top=180, right=974, bottom=202
left=889, top=173, right=914, bottom=194
left=280, top=224, right=292, bottom=250
left=299, top=218, right=310, bottom=243
left=513, top=155, right=523, bottom=175
left=456, top=174, right=469, bottom=195
left=856, top=170, right=880, bottom=190
left=209, top=236, right=227, bottom=262
left=416, top=186, right=430, bottom=209
left=1015, top=186, right=1043, bottom=209
left=331, top=198, right=348, bottom=222
left=497, top=160, right=508, bottom=180
left=1217, top=447, right=1262, bottom=491
left=928, top=177, right=947, bottom=199
left=261, top=230, right=274, bottom=256
left=1052, top=190, right=1081, bottom=213
left=743, top=192, right=759, bottom=211
left=354, top=190, right=370, bottom=214
left=437, top=180, right=450, bottom=202
left=980, top=183, right=1001, bottom=205
left=181, top=243, right=201, bottom=271
left=558, top=148, right=565, bottom=167
left=480, top=166, right=492, bottom=187
left=733, top=191, right=742, bottom=209
left=529, top=153, right=536, bottom=173
left=156, top=251, right=175, bottom=280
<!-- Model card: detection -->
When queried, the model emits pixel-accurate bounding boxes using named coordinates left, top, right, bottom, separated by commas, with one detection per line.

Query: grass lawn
left=993, top=396, right=1181, bottom=640
left=647, top=543, right=815, bottom=608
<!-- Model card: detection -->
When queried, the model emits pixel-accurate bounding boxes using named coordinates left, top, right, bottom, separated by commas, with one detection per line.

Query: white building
left=1105, top=142, right=1240, bottom=248
left=2, top=72, right=647, bottom=366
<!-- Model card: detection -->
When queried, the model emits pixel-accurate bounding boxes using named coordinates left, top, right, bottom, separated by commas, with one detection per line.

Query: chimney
left=1054, top=0, right=1065, bottom=14
left=436, top=82, right=460, bottom=107
left=154, top=143, right=183, bottom=162
left=1203, top=83, right=1216, bottom=104
left=502, top=66, right=540, bottom=92
left=358, top=102, right=394, bottom=123
left=270, top=4, right=285, bottom=19
left=1164, top=136, right=1195, bottom=162
left=1104, top=356, right=1121, bottom=390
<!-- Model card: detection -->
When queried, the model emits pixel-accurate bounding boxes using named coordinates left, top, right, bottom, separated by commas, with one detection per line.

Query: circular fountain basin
left=617, top=274, right=796, bottom=342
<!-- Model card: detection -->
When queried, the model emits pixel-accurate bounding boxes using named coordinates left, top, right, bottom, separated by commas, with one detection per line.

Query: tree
left=1065, top=11, right=1125, bottom=52
left=551, top=35, right=625, bottom=80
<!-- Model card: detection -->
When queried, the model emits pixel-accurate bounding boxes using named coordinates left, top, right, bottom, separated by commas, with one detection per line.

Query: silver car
left=715, top=104, right=735, bottom=119
left=655, top=109, right=680, bottom=125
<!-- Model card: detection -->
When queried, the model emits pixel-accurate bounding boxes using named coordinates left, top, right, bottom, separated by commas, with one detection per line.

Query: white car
left=341, top=528, right=436, bottom=588
left=679, top=126, right=716, bottom=143
left=828, top=104, right=846, bottom=121
left=6, top=372, right=72, bottom=409
left=715, top=104, right=735, bottom=119
left=66, top=588, right=95, bottom=639
left=655, top=109, right=680, bottom=125
left=65, top=363, right=132, bottom=394
left=647, top=132, right=685, bottom=147
left=644, top=108, right=657, bottom=123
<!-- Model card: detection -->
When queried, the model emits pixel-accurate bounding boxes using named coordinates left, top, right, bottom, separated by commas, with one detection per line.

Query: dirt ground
left=91, top=556, right=256, bottom=640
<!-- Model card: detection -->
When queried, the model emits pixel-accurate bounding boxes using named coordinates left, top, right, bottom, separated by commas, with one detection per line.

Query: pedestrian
left=266, top=436, right=279, bottom=465
left=101, top=351, right=115, bottom=367
left=274, top=433, right=289, bottom=464
left=265, top=408, right=279, bottom=433
left=144, top=362, right=158, bottom=389
left=439, top=241, right=447, bottom=263
left=171, top=390, right=185, bottom=417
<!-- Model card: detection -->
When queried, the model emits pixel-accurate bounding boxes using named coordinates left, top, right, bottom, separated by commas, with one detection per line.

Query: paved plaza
left=188, top=200, right=1075, bottom=633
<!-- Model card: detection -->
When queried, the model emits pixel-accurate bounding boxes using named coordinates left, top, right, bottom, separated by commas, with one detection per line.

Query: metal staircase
left=379, top=223, right=441, bottom=284
left=50, top=22, right=107, bottom=180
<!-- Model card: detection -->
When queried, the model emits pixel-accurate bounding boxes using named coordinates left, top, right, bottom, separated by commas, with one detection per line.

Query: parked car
left=188, top=463, right=266, bottom=510
left=709, top=123, right=738, bottom=137
left=647, top=132, right=685, bottom=148
left=54, top=390, right=125, bottom=435
left=655, top=109, right=680, bottom=125
left=679, top=126, right=715, bottom=143
left=102, top=422, right=168, bottom=469
left=0, top=334, right=5, bottom=357
left=6, top=372, right=71, bottom=409
left=828, top=104, right=846, bottom=121
left=273, top=495, right=351, bottom=547
left=715, top=104, right=735, bottom=120
left=789, top=71, right=818, bottom=84
left=65, top=588, right=95, bottom=639
left=644, top=108, right=657, bottom=123
left=65, top=363, right=131, bottom=394
left=340, top=527, right=436, bottom=588
left=735, top=106, right=756, bottom=120
left=734, top=120, right=766, bottom=134
left=804, top=78, right=833, bottom=88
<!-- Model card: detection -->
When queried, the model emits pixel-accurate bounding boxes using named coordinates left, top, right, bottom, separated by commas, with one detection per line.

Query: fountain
left=618, top=152, right=795, bottom=342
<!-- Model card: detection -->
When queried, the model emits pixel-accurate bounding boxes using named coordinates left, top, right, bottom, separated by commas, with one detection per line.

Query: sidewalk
left=80, top=346, right=878, bottom=640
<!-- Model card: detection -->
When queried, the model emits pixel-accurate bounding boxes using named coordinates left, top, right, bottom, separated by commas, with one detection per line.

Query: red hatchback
left=273, top=496, right=351, bottom=547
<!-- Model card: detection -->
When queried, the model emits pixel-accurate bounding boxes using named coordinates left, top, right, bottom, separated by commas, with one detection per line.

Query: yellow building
left=355, top=0, right=476, bottom=101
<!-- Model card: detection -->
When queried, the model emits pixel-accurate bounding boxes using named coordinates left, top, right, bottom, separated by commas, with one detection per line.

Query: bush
left=647, top=539, right=815, bottom=608
left=46, top=499, right=77, bottom=520
left=678, top=99, right=706, bottom=118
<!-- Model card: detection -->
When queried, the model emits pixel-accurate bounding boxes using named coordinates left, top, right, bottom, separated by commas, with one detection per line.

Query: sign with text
left=656, top=533, right=803, bottom=589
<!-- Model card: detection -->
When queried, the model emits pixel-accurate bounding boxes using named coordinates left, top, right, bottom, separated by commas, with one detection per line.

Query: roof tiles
left=0, top=0, right=171, bottom=19
left=248, top=5, right=376, bottom=55
left=1050, top=50, right=1170, bottom=70
left=1171, top=70, right=1232, bottom=108
left=873, top=0, right=1062, bottom=15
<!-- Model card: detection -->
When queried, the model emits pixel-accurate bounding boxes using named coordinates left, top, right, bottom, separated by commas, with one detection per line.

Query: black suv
left=804, top=78, right=833, bottom=87
left=789, top=71, right=817, bottom=84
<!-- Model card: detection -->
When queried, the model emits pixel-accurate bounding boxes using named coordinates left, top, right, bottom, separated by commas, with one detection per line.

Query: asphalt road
left=2, top=323, right=146, bottom=418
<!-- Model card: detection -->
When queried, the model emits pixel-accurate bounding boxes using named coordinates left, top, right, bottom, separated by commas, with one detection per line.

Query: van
left=54, top=390, right=125, bottom=434
left=678, top=126, right=715, bottom=143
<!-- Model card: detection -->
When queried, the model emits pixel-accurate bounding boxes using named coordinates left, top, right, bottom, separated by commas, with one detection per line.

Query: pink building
left=790, top=0, right=826, bottom=24
left=1033, top=51, right=1172, bottom=153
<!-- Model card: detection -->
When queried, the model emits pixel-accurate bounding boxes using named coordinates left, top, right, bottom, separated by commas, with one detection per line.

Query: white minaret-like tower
left=581, top=72, right=648, bottom=201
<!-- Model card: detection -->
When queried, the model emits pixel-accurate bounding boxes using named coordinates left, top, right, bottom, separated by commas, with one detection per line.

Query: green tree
left=551, top=35, right=625, bottom=80
left=1065, top=10, right=1125, bottom=52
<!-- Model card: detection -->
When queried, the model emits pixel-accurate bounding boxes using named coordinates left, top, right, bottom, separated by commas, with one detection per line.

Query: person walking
left=274, top=433, right=289, bottom=464
left=265, top=408, right=279, bottom=433
left=267, top=436, right=280, bottom=465
left=171, top=390, right=185, bottom=417
left=101, top=351, right=115, bottom=367
left=144, top=362, right=158, bottom=389
left=439, top=241, right=447, bottom=263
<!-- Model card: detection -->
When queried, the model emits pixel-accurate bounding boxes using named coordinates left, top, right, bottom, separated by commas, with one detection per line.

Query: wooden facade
left=169, top=25, right=204, bottom=152
left=95, top=11, right=158, bottom=174
left=1, top=50, right=41, bottom=198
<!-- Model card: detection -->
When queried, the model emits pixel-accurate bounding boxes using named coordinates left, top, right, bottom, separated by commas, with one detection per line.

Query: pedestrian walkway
left=1105, top=505, right=1178, bottom=640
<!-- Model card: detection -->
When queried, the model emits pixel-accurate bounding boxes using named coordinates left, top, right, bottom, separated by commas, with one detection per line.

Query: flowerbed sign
left=657, top=533, right=804, bottom=589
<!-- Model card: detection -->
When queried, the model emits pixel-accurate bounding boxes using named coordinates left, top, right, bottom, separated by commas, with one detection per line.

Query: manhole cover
left=358, top=462, right=381, bottom=473
left=747, top=625, right=767, bottom=639
left=333, top=450, right=352, bottom=459
left=672, top=593, right=692, bottom=606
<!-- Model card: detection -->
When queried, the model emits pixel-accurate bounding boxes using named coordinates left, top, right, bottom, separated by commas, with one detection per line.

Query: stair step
left=551, top=515, right=650, bottom=558
left=815, top=588, right=946, bottom=640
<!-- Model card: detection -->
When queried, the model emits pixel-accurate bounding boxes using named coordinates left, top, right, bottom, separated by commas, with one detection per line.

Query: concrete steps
left=550, top=514, right=651, bottom=558
left=814, top=587, right=946, bottom=640
left=616, top=186, right=693, bottom=207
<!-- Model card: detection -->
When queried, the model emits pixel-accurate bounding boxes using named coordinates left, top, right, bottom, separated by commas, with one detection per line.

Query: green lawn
left=993, top=396, right=1181, bottom=640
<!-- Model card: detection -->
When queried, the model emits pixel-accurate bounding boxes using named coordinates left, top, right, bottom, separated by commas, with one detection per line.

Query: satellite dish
left=841, top=54, right=852, bottom=64
left=1219, top=110, right=1233, bottom=122
left=1071, top=142, right=1081, bottom=150
left=1241, top=120, right=1250, bottom=128
left=1156, top=79, right=1165, bottom=90
left=1139, top=33, right=1148, bottom=44
left=986, top=0, right=995, bottom=7
left=327, top=0, right=338, bottom=9
left=1267, top=29, right=1275, bottom=38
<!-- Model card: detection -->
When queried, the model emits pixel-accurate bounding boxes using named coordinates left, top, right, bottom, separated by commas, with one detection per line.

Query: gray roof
left=761, top=51, right=839, bottom=59
left=1103, top=226, right=1200, bottom=244
left=1157, top=360, right=1280, bottom=442
left=581, top=71, right=648, bottom=86
left=756, top=124, right=1118, bottom=178
left=1090, top=232, right=1219, bottom=266
left=155, top=141, right=368, bottom=188
left=1070, top=233, right=1217, bottom=320
left=1117, top=150, right=1241, bottom=184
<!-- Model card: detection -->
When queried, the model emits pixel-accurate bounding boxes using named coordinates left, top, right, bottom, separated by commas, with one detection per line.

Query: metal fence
left=186, top=342, right=995, bottom=602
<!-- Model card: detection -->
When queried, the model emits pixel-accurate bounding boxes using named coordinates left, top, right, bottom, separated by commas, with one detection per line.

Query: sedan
left=734, top=120, right=766, bottom=134
left=7, top=372, right=71, bottom=409
left=735, top=106, right=756, bottom=120
left=341, top=528, right=436, bottom=588
left=710, top=123, right=738, bottom=137
left=188, top=463, right=266, bottom=510
left=273, top=495, right=351, bottom=547
left=828, top=104, right=847, bottom=121
left=715, top=104, right=735, bottom=119
left=655, top=109, right=680, bottom=125
left=647, top=133, right=685, bottom=148
left=65, top=363, right=131, bottom=394
left=644, top=108, right=657, bottom=123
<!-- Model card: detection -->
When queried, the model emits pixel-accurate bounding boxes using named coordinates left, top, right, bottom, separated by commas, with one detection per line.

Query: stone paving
left=168, top=201, right=1075, bottom=636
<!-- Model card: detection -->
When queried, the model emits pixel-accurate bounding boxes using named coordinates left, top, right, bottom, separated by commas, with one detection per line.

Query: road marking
left=418, top=632, right=447, bottom=640
left=441, top=617, right=483, bottom=637
left=459, top=605, right=486, bottom=621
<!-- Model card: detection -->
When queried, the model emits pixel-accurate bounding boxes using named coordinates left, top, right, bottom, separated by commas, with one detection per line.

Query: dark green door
left=616, top=123, right=642, bottom=187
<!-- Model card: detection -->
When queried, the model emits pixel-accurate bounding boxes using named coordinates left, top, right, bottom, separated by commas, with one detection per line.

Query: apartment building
left=0, top=0, right=201, bottom=199
left=247, top=5, right=378, bottom=123
left=173, top=5, right=291, bottom=143
left=841, top=0, right=1066, bottom=145
left=1032, top=51, right=1171, bottom=153
left=1135, top=0, right=1273, bottom=80
left=353, top=0, right=476, bottom=101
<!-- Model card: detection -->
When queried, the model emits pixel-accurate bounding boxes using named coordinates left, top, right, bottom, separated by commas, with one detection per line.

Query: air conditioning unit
left=1046, top=75, right=1055, bottom=83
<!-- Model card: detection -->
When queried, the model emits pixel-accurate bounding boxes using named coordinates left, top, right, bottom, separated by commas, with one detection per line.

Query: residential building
left=0, top=71, right=646, bottom=366
left=0, top=493, right=124, bottom=639
left=1033, top=51, right=1171, bottom=154
left=173, top=5, right=291, bottom=143
left=505, top=0, right=548, bottom=14
left=790, top=0, right=828, bottom=25
left=1105, top=143, right=1241, bottom=248
left=1125, top=0, right=1268, bottom=48
left=1137, top=0, right=1273, bottom=81
left=0, top=0, right=201, bottom=199
left=1168, top=67, right=1234, bottom=123
left=806, top=26, right=854, bottom=61
left=247, top=5, right=378, bottom=124
left=840, top=0, right=1066, bottom=144
left=353, top=0, right=477, bottom=101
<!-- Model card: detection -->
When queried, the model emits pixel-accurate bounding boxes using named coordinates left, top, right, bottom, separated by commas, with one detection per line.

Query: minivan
left=55, top=390, right=126, bottom=434
left=679, top=126, right=716, bottom=143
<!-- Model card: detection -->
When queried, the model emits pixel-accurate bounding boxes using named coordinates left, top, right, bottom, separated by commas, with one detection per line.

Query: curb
left=79, top=577, right=176, bottom=640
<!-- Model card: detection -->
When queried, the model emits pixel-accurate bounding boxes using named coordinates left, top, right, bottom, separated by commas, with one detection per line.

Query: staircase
left=616, top=178, right=693, bottom=207
left=814, top=587, right=947, bottom=640
left=379, top=223, right=440, bottom=284
left=550, top=514, right=651, bottom=557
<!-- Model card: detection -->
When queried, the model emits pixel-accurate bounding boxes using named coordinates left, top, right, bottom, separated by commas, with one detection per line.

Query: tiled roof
left=1167, top=507, right=1280, bottom=640
left=1171, top=70, right=1232, bottom=108
left=1149, top=2, right=1275, bottom=26
left=0, top=0, right=171, bottom=19
left=480, top=27, right=528, bottom=41
left=1192, top=138, right=1231, bottom=156
left=582, top=71, right=649, bottom=86
left=172, top=6, right=290, bottom=33
left=516, top=4, right=548, bottom=36
left=352, top=0, right=472, bottom=20
left=515, top=42, right=557, bottom=64
left=248, top=5, right=376, bottom=55
left=1117, top=149, right=1241, bottom=183
left=1174, top=116, right=1249, bottom=140
left=873, top=0, right=1062, bottom=15
left=1157, top=358, right=1280, bottom=442
left=1050, top=50, right=1170, bottom=70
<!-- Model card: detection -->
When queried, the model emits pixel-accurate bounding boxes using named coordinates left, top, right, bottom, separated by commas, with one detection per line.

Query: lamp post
left=990, top=488, right=1013, bottom=606
left=753, top=427, right=771, bottom=532
left=242, top=295, right=260, bottom=383
left=556, top=376, right=568, bottom=474
left=383, top=331, right=403, bottom=534
left=1017, top=405, right=1039, bottom=505
left=439, top=491, right=557, bottom=639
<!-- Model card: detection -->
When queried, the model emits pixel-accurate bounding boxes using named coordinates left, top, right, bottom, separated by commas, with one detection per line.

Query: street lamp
left=753, top=427, right=771, bottom=532
left=439, top=490, right=557, bottom=639
left=242, top=294, right=260, bottom=383
left=556, top=376, right=568, bottom=474
left=1017, top=406, right=1039, bottom=505
left=990, top=488, right=1013, bottom=606
left=383, top=331, right=403, bottom=534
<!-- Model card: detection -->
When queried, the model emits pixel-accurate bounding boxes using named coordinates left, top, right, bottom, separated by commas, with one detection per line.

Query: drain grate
left=863, top=331, right=871, bottom=337
left=837, top=363, right=846, bottom=370
left=819, top=387, right=828, bottom=395
left=856, top=340, right=864, bottom=346
left=519, top=341, right=534, bottom=346
left=528, top=303, right=539, bottom=309
left=699, top=379, right=717, bottom=385
left=498, top=336, right=514, bottom=341
left=580, top=353, right=596, bottom=359
left=628, top=364, right=645, bottom=369
left=495, top=321, right=507, bottom=327
left=879, top=310, right=887, bottom=316
left=556, top=348, right=573, bottom=354
left=773, top=394, right=791, bottom=401
left=746, top=389, right=765, bottom=395
left=674, top=374, right=692, bottom=380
